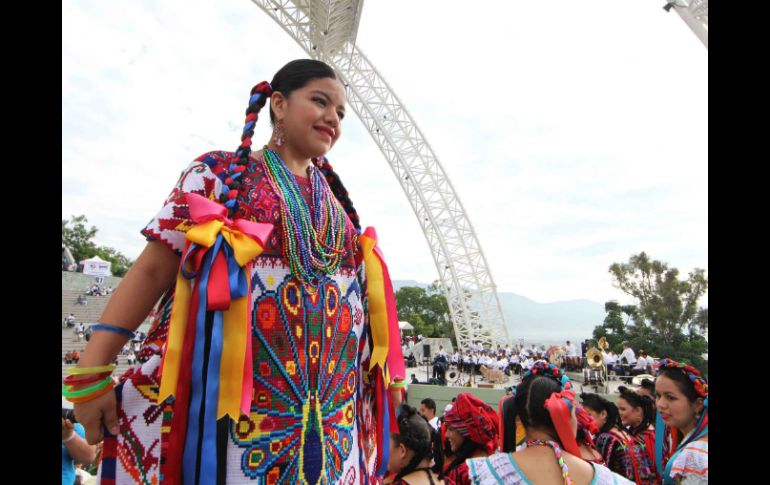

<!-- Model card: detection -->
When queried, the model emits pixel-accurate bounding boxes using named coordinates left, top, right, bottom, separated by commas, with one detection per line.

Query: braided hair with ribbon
left=221, top=60, right=361, bottom=232
left=498, top=360, right=582, bottom=483
left=654, top=359, right=708, bottom=482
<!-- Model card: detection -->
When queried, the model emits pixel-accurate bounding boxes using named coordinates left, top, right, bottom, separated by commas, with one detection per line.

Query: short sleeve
left=669, top=441, right=708, bottom=483
left=74, top=422, right=86, bottom=439
left=141, top=156, right=223, bottom=255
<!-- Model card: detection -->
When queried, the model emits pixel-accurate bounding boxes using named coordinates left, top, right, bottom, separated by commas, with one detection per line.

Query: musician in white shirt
left=620, top=342, right=637, bottom=365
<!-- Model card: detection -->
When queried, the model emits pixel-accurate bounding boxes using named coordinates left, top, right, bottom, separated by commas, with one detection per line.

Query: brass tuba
left=587, top=347, right=604, bottom=368
left=598, top=337, right=609, bottom=351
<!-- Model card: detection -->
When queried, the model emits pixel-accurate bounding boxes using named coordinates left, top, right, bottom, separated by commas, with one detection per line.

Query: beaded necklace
left=260, top=147, right=346, bottom=291
left=525, top=440, right=575, bottom=485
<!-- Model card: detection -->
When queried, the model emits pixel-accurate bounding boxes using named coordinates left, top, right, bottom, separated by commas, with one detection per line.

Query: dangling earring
left=274, top=120, right=285, bottom=147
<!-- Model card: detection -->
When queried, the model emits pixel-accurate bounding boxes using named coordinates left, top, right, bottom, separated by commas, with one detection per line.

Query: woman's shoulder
left=467, top=453, right=527, bottom=485
left=590, top=462, right=636, bottom=484
left=669, top=440, right=708, bottom=480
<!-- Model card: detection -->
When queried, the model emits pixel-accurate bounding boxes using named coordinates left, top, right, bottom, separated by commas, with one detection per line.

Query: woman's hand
left=74, top=390, right=120, bottom=445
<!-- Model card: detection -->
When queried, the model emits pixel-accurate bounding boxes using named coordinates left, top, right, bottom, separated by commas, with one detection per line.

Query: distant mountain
left=392, top=280, right=430, bottom=291
left=393, top=280, right=605, bottom=345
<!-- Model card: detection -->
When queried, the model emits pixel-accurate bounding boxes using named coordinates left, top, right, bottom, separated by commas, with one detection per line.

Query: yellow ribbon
left=158, top=221, right=267, bottom=420
left=359, top=233, right=389, bottom=376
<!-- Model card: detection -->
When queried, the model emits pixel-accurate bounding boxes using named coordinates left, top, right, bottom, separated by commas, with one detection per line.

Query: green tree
left=62, top=215, right=134, bottom=277
left=608, top=252, right=708, bottom=374
left=593, top=301, right=627, bottom=351
left=62, top=215, right=98, bottom=264
left=394, top=281, right=455, bottom=345
left=609, top=252, right=708, bottom=345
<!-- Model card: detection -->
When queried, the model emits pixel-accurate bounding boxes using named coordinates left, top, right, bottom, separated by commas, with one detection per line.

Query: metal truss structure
left=250, top=0, right=511, bottom=350
left=664, top=0, right=708, bottom=48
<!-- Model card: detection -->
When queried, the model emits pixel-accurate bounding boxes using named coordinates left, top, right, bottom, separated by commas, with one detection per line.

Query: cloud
left=63, top=0, right=707, bottom=306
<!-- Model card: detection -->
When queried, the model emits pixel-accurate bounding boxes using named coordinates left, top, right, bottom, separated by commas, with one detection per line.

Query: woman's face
left=271, top=77, right=347, bottom=159
left=616, top=397, right=642, bottom=428
left=445, top=425, right=465, bottom=452
left=387, top=437, right=409, bottom=474
left=655, top=374, right=704, bottom=432
left=584, top=407, right=607, bottom=430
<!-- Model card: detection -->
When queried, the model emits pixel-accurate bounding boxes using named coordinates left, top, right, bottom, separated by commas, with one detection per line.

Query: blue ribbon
left=376, top=372, right=390, bottom=478
left=180, top=234, right=250, bottom=484
left=655, top=412, right=665, bottom=477
left=183, top=238, right=216, bottom=484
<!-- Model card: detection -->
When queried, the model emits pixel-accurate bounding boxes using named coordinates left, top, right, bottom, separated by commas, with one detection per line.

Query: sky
left=62, top=0, right=708, bottom=307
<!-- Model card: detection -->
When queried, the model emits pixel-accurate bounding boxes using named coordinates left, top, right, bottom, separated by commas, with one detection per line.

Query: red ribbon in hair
left=253, top=80, right=273, bottom=97
left=543, top=389, right=581, bottom=457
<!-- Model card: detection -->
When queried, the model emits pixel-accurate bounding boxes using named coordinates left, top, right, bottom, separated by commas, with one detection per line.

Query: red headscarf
left=442, top=392, right=500, bottom=454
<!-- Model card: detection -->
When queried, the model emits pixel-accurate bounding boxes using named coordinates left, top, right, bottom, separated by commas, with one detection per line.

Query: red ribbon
left=186, top=193, right=273, bottom=245
left=544, top=390, right=581, bottom=457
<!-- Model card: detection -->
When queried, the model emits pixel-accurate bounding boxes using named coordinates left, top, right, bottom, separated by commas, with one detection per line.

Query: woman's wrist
left=78, top=333, right=125, bottom=367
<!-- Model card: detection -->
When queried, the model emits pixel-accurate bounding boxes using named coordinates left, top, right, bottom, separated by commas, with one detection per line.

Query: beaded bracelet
left=62, top=376, right=114, bottom=399
left=66, top=365, right=116, bottom=376
left=91, top=323, right=135, bottom=340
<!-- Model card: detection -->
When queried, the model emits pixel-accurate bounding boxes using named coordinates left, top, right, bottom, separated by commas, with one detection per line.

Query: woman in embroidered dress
left=654, top=359, right=708, bottom=484
left=616, top=386, right=660, bottom=484
left=386, top=405, right=444, bottom=485
left=441, top=393, right=499, bottom=485
left=581, top=392, right=657, bottom=484
left=468, top=361, right=634, bottom=485
left=71, top=59, right=399, bottom=484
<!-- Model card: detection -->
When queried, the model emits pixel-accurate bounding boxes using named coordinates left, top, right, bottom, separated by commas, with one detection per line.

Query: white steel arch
left=250, top=0, right=511, bottom=350
left=664, top=0, right=708, bottom=48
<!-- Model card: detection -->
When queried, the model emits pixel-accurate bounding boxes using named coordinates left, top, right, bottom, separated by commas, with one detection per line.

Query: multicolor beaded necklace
left=260, top=147, right=347, bottom=291
left=525, top=439, right=575, bottom=485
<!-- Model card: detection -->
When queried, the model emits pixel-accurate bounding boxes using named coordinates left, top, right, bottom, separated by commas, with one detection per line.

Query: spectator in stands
left=84, top=325, right=93, bottom=342
left=410, top=373, right=419, bottom=384
left=75, top=323, right=85, bottom=342
left=64, top=313, right=76, bottom=327
left=65, top=351, right=74, bottom=364
left=77, top=294, right=88, bottom=305
left=72, top=349, right=80, bottom=364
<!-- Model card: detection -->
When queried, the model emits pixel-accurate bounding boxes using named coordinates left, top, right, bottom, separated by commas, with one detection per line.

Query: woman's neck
left=265, top=141, right=311, bottom=177
left=526, top=429, right=559, bottom=444
left=679, top=420, right=697, bottom=438
left=403, top=458, right=433, bottom=475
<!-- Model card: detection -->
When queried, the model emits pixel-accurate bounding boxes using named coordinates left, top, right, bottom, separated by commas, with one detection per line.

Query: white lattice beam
left=251, top=0, right=511, bottom=350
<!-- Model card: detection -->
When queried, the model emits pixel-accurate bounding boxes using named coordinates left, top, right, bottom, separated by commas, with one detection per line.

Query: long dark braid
left=221, top=81, right=273, bottom=216
left=313, top=157, right=361, bottom=231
